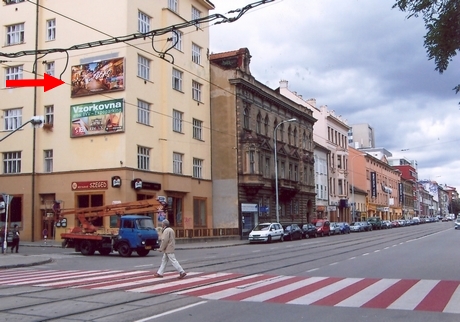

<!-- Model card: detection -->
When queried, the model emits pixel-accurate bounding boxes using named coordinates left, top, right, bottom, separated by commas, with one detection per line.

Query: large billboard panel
left=71, top=58, right=124, bottom=98
left=70, top=99, right=124, bottom=137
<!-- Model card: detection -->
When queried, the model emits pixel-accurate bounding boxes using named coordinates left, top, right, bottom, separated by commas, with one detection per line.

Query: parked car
left=301, top=224, right=317, bottom=239
left=350, top=222, right=364, bottom=232
left=313, top=219, right=331, bottom=237
left=337, top=222, right=350, bottom=234
left=248, top=222, right=284, bottom=243
left=283, top=224, right=303, bottom=241
left=330, top=223, right=341, bottom=235
left=359, top=221, right=373, bottom=231
left=367, top=217, right=382, bottom=230
left=381, top=220, right=392, bottom=229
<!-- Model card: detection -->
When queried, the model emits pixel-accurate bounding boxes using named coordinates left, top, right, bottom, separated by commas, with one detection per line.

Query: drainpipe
left=31, top=0, right=40, bottom=241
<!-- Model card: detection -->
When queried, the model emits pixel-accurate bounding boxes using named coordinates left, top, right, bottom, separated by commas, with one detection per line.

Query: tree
left=393, top=0, right=460, bottom=97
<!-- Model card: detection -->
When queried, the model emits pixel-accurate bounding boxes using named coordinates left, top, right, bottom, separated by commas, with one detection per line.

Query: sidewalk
left=0, top=238, right=249, bottom=269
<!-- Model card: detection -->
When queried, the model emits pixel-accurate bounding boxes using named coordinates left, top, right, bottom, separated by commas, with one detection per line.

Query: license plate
left=145, top=246, right=152, bottom=250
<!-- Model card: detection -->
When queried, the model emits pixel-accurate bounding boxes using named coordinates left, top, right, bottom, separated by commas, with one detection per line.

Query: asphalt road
left=0, top=221, right=459, bottom=322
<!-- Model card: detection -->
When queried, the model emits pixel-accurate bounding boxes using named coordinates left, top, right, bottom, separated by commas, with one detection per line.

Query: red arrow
left=6, top=73, right=65, bottom=92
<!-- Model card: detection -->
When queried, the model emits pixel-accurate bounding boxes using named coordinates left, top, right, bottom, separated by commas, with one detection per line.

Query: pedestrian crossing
left=0, top=269, right=459, bottom=314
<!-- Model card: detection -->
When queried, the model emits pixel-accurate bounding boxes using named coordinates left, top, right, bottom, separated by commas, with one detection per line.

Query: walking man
left=11, top=224, right=19, bottom=253
left=154, top=219, right=187, bottom=279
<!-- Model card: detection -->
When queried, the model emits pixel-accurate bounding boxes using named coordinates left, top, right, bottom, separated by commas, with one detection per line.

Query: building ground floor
left=0, top=168, right=223, bottom=242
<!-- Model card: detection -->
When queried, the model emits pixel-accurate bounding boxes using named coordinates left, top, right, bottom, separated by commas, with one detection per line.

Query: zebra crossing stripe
left=443, top=284, right=460, bottom=314
left=361, top=279, right=419, bottom=309
left=387, top=279, right=440, bottom=310
left=415, top=280, right=460, bottom=312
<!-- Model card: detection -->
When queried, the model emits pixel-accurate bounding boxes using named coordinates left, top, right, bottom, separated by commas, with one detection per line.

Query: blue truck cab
left=114, top=215, right=159, bottom=257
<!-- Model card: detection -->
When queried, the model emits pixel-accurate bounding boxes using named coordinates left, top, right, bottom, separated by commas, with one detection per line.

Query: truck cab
left=114, top=215, right=159, bottom=257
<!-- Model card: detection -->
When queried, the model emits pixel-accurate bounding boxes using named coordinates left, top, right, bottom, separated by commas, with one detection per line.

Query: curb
left=0, top=257, right=53, bottom=270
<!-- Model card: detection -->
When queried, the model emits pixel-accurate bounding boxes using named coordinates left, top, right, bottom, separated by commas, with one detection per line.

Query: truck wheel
left=118, top=242, right=132, bottom=257
left=137, top=249, right=150, bottom=257
left=80, top=240, right=95, bottom=256
left=98, top=248, right=111, bottom=256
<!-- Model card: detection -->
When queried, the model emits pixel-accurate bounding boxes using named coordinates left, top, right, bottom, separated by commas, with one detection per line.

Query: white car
left=455, top=218, right=460, bottom=230
left=248, top=222, right=284, bottom=243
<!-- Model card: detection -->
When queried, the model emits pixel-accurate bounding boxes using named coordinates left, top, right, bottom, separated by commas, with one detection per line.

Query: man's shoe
left=178, top=272, right=187, bottom=279
left=153, top=273, right=163, bottom=278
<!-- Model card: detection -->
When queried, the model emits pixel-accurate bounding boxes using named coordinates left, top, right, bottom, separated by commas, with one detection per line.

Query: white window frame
left=191, top=6, right=201, bottom=27
left=192, top=80, right=202, bottom=102
left=5, top=65, right=23, bottom=82
left=192, top=118, right=202, bottom=140
left=4, top=108, right=22, bottom=131
left=45, top=61, right=55, bottom=76
left=3, top=151, right=21, bottom=174
left=193, top=158, right=203, bottom=178
left=137, top=146, right=150, bottom=170
left=44, top=105, right=54, bottom=124
left=46, top=19, right=56, bottom=41
left=137, top=55, right=150, bottom=80
left=44, top=149, right=53, bottom=173
left=137, top=99, right=150, bottom=125
left=172, top=68, right=183, bottom=91
left=138, top=11, right=151, bottom=33
left=192, top=43, right=202, bottom=65
left=172, top=109, right=183, bottom=133
left=168, top=0, right=178, bottom=12
left=173, top=152, right=183, bottom=174
left=172, top=30, right=182, bottom=51
left=6, top=23, right=24, bottom=45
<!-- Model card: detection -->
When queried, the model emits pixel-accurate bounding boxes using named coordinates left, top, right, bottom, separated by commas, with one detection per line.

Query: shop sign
left=241, top=203, right=258, bottom=212
left=71, top=180, right=108, bottom=191
left=131, top=179, right=161, bottom=191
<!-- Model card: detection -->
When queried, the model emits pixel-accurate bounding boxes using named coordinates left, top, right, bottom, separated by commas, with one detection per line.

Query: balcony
left=239, top=173, right=265, bottom=196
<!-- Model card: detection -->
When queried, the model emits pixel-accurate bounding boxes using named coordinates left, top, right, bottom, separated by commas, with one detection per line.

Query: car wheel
left=279, top=235, right=284, bottom=242
left=305, top=233, right=309, bottom=239
left=267, top=235, right=272, bottom=243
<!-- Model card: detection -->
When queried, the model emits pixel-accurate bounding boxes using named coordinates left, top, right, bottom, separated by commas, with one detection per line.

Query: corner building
left=210, top=48, right=317, bottom=238
left=0, top=0, right=216, bottom=241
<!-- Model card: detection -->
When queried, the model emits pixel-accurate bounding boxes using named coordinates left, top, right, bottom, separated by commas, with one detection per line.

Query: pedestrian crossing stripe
left=0, top=269, right=459, bottom=314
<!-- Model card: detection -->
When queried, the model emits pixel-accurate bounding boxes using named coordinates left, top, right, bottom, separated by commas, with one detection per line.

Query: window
left=256, top=114, right=261, bottom=134
left=192, top=118, right=202, bottom=140
left=280, top=161, right=285, bottom=179
left=249, top=151, right=255, bottom=174
left=137, top=146, right=150, bottom=170
left=44, top=105, right=54, bottom=124
left=191, top=6, right=201, bottom=26
left=137, top=55, right=150, bottom=80
left=137, top=99, right=150, bottom=125
left=6, top=23, right=24, bottom=45
left=171, top=30, right=183, bottom=50
left=172, top=110, right=183, bottom=133
left=168, top=0, right=178, bottom=12
left=264, top=115, right=269, bottom=135
left=191, top=43, right=201, bottom=65
left=172, top=68, right=183, bottom=91
left=243, top=108, right=249, bottom=129
left=288, top=163, right=293, bottom=180
left=3, top=152, right=21, bottom=174
left=264, top=157, right=270, bottom=178
left=4, top=108, right=22, bottom=131
left=44, top=150, right=53, bottom=173
left=192, top=80, right=202, bottom=102
left=193, top=198, right=206, bottom=227
left=5, top=0, right=25, bottom=4
left=46, top=19, right=56, bottom=41
left=5, top=65, right=23, bottom=81
left=193, top=158, right=203, bottom=178
left=173, top=152, right=183, bottom=174
left=138, top=11, right=150, bottom=33
left=45, top=61, right=55, bottom=76
left=294, top=165, right=299, bottom=181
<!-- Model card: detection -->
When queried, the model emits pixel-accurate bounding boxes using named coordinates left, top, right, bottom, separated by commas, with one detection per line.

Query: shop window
left=193, top=198, right=206, bottom=227
left=76, top=194, right=103, bottom=227
left=0, top=195, right=22, bottom=228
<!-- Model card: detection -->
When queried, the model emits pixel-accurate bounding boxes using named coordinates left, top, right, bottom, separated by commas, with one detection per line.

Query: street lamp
left=274, top=118, right=297, bottom=223
left=350, top=154, right=366, bottom=222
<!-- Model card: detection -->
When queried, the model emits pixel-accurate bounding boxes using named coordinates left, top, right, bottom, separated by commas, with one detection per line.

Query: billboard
left=71, top=57, right=124, bottom=98
left=70, top=99, right=124, bottom=137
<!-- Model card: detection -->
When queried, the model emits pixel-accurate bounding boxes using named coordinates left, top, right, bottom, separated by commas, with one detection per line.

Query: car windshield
left=253, top=224, right=271, bottom=231
left=315, top=222, right=323, bottom=227
left=136, top=218, right=155, bottom=229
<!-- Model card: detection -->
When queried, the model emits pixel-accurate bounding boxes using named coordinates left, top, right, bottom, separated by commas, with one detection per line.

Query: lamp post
left=274, top=118, right=296, bottom=223
left=350, top=154, right=366, bottom=222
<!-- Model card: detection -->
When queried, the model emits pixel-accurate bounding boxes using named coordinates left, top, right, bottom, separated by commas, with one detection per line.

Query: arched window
left=302, top=131, right=307, bottom=149
left=243, top=108, right=250, bottom=129
left=256, top=113, right=262, bottom=134
left=288, top=126, right=292, bottom=145
left=293, top=127, right=297, bottom=146
left=264, top=115, right=269, bottom=136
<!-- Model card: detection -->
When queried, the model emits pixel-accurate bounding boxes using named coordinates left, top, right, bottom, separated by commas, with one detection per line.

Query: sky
left=208, top=0, right=460, bottom=191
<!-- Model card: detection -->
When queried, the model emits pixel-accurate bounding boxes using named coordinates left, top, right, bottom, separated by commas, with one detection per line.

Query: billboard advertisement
left=70, top=99, right=124, bottom=137
left=370, top=171, right=377, bottom=198
left=71, top=57, right=124, bottom=98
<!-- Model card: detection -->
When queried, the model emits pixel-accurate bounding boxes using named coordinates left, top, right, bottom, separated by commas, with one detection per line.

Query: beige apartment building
left=0, top=0, right=216, bottom=241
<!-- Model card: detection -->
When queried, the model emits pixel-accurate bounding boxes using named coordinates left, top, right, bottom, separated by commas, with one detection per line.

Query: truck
left=59, top=199, right=163, bottom=257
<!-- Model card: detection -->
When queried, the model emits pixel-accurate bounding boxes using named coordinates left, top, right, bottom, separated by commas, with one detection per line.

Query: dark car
left=360, top=221, right=373, bottom=231
left=301, top=223, right=317, bottom=239
left=337, top=222, right=350, bottom=234
left=283, top=224, right=302, bottom=241
left=367, top=217, right=382, bottom=230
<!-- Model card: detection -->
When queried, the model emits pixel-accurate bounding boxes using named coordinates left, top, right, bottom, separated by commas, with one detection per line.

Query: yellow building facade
left=0, top=0, right=216, bottom=241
